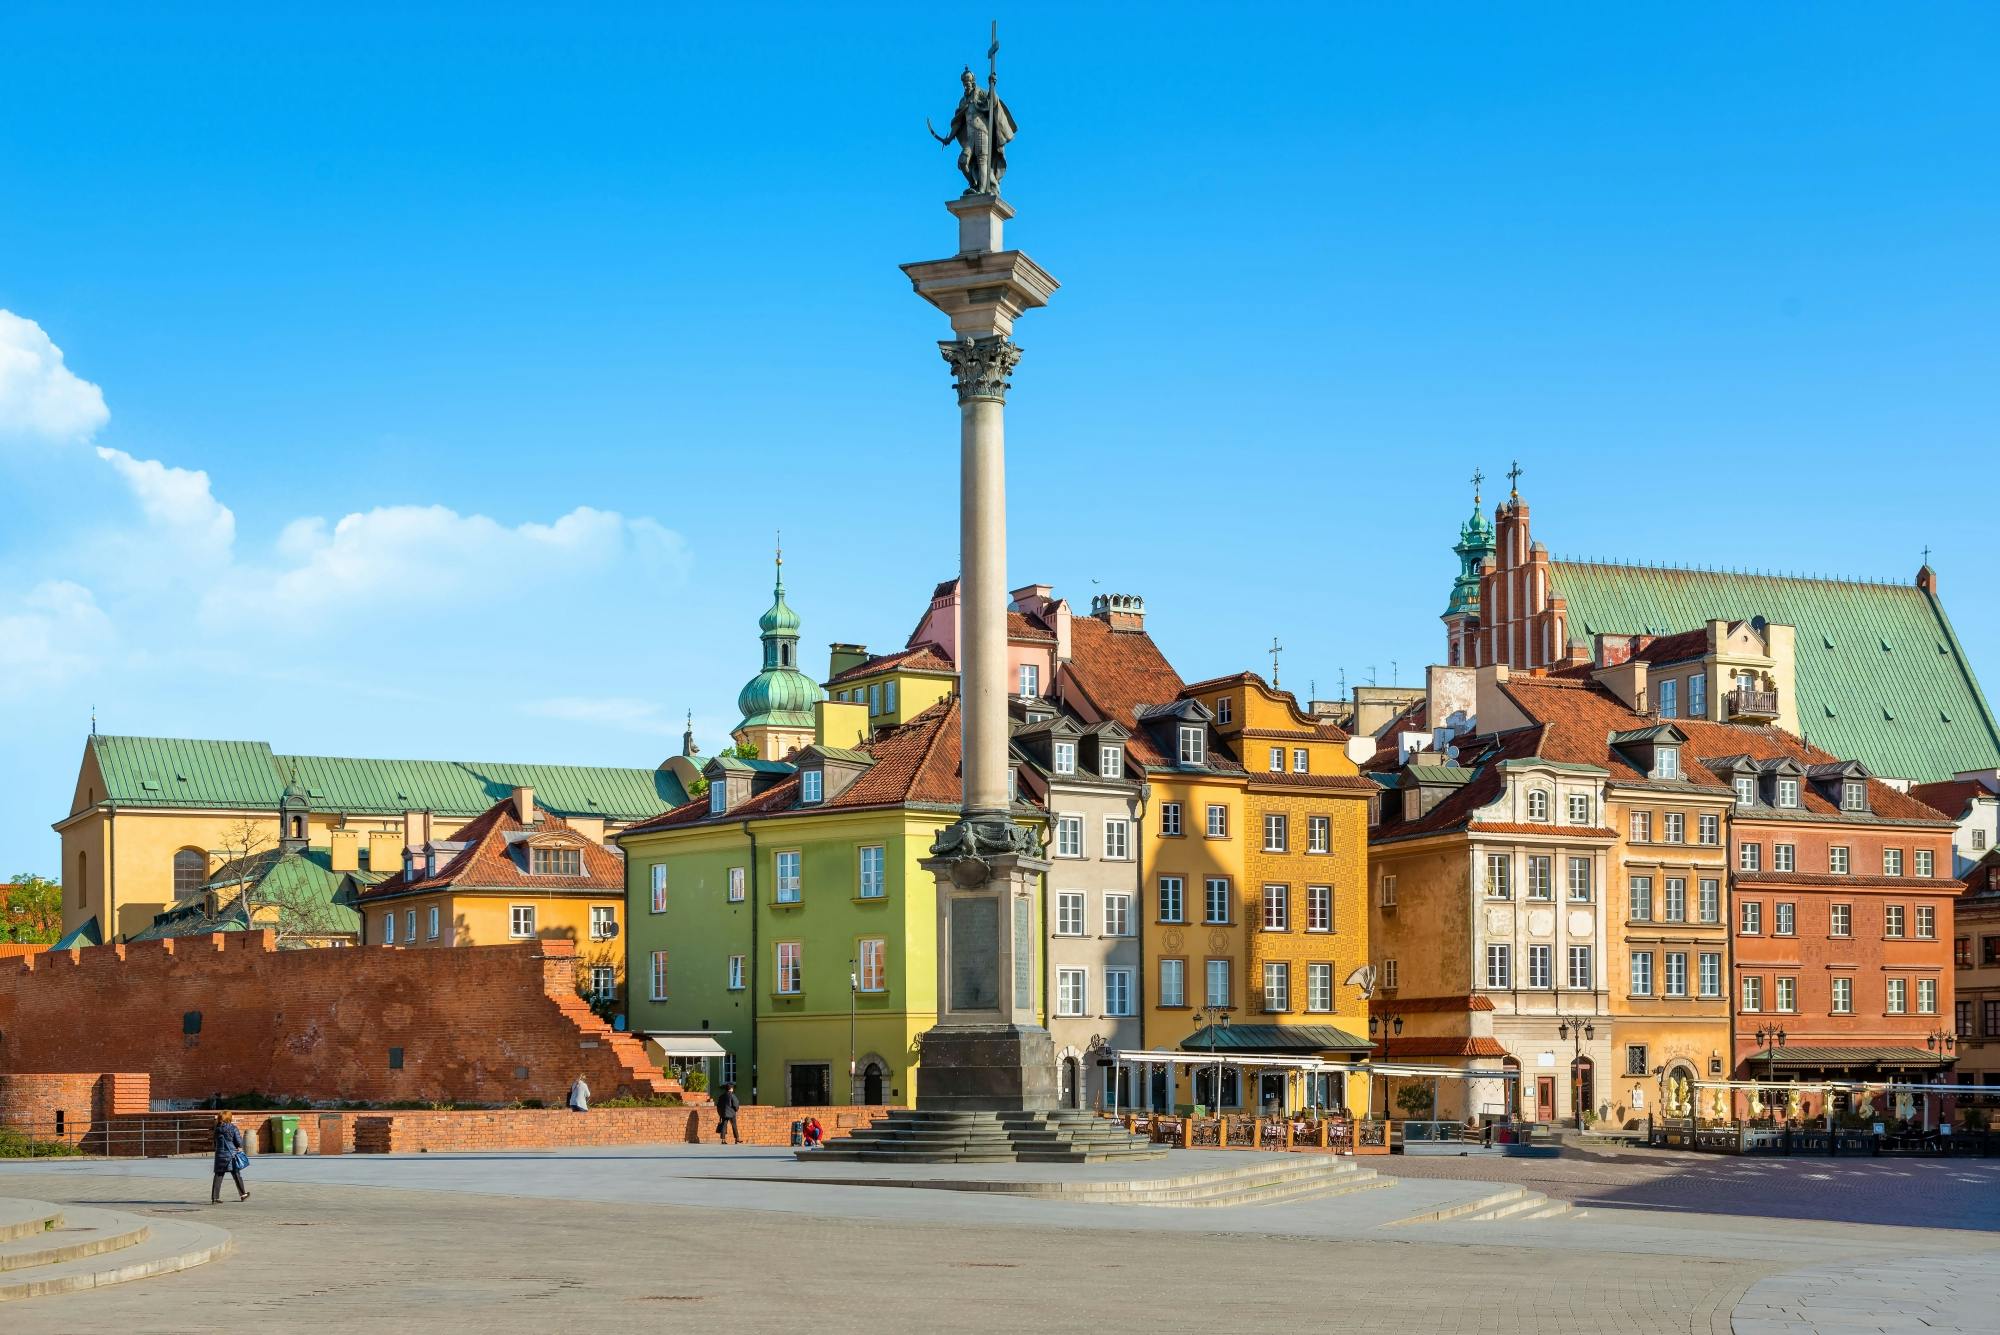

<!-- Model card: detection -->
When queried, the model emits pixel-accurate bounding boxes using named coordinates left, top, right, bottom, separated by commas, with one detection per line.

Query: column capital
left=940, top=334, right=1022, bottom=404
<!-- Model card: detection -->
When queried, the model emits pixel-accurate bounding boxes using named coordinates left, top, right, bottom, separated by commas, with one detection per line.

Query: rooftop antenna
left=90, top=704, right=97, bottom=736
left=1368, top=664, right=1378, bottom=687
left=1390, top=659, right=1399, bottom=686
left=1338, top=668, right=1348, bottom=702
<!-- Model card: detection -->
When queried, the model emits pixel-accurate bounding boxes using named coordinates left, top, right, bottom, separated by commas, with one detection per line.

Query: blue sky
left=2, top=3, right=1995, bottom=875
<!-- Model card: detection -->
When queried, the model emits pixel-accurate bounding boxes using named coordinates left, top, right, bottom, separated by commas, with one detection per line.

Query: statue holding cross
left=928, top=22, right=1018, bottom=196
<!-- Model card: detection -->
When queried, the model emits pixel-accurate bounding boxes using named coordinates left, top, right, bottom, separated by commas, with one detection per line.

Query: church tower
left=1442, top=472, right=1495, bottom=667
left=278, top=772, right=311, bottom=855
left=731, top=545, right=824, bottom=761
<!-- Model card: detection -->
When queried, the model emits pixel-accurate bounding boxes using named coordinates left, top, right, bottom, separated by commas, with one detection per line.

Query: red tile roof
left=1909, top=779, right=1992, bottom=821
left=1631, top=628, right=1711, bottom=665
left=1734, top=871, right=1962, bottom=892
left=826, top=642, right=955, bottom=685
left=1057, top=615, right=1188, bottom=769
left=1249, top=772, right=1379, bottom=793
left=362, top=798, right=623, bottom=901
left=1465, top=821, right=1619, bottom=838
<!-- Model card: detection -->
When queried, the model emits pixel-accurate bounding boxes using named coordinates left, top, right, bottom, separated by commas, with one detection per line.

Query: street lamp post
left=848, top=962, right=859, bottom=1105
left=1192, top=1007, right=1232, bottom=1115
left=1925, top=1030, right=1958, bottom=1133
left=1368, top=1011, right=1403, bottom=1122
left=1556, top=1014, right=1596, bottom=1130
left=1754, top=1024, right=1787, bottom=1121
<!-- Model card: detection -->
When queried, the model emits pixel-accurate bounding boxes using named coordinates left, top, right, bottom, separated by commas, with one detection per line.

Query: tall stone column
left=903, top=193, right=1059, bottom=1112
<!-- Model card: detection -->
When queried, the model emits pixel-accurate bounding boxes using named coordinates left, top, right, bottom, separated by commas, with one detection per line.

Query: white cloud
left=525, top=696, right=684, bottom=736
left=200, top=502, right=690, bottom=631
left=95, top=447, right=236, bottom=559
left=0, top=311, right=109, bottom=445
left=0, top=580, right=115, bottom=698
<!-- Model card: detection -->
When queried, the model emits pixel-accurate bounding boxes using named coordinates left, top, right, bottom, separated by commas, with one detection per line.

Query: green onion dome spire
left=736, top=542, right=823, bottom=728
left=1445, top=471, right=1495, bottom=618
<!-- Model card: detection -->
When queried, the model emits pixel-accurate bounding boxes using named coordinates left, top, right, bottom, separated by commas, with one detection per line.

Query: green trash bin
left=271, top=1115, right=300, bottom=1155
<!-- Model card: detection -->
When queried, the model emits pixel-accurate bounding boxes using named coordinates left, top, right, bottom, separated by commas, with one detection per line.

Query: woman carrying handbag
left=212, top=1111, right=250, bottom=1203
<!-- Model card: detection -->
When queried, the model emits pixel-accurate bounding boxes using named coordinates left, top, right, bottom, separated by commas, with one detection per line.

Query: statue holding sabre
left=927, top=21, right=1017, bottom=195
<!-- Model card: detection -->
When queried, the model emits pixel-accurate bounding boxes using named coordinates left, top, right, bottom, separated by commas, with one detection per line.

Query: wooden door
left=1535, top=1076, right=1556, bottom=1122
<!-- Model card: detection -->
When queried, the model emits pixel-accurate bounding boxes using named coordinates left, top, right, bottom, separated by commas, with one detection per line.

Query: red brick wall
left=0, top=1071, right=151, bottom=1147
left=0, top=932, right=691, bottom=1110
left=343, top=1104, right=892, bottom=1153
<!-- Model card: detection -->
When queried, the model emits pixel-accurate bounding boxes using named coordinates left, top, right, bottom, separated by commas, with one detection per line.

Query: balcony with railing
left=1726, top=687, right=1780, bottom=722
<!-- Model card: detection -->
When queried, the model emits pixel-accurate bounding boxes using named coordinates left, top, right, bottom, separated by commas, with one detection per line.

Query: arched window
left=76, top=850, right=87, bottom=908
left=1061, top=1057, right=1081, bottom=1109
left=1527, top=789, right=1550, bottom=822
left=862, top=1062, right=885, bottom=1105
left=173, top=849, right=207, bottom=900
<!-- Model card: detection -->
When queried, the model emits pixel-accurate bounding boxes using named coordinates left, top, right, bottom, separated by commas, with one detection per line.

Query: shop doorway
left=1535, top=1075, right=1556, bottom=1122
left=788, top=1063, right=831, bottom=1106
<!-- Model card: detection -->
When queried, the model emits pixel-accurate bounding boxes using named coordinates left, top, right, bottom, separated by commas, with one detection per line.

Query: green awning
left=1762, top=1045, right=1952, bottom=1069
left=1180, top=1024, right=1370, bottom=1054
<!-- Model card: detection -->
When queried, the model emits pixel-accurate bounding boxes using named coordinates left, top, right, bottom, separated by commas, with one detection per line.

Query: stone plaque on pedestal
left=949, top=896, right=1000, bottom=1011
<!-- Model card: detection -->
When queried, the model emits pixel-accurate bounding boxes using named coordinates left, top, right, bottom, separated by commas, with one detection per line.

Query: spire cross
left=1922, top=544, right=1932, bottom=566
left=1470, top=467, right=1484, bottom=502
left=1269, top=636, right=1284, bottom=687
left=1507, top=460, right=1523, bottom=498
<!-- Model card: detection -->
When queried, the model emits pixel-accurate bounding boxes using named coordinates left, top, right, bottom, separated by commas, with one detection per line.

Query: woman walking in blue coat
left=212, top=1111, right=250, bottom=1204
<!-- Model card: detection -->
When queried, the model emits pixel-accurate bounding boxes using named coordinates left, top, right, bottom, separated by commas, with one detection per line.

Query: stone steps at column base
left=0, top=1208, right=153, bottom=1272
left=0, top=1202, right=63, bottom=1245
left=0, top=1214, right=232, bottom=1302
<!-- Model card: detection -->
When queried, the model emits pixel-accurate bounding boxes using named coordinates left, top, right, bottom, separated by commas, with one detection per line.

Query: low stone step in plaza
left=0, top=1198, right=232, bottom=1302
left=801, top=1154, right=1392, bottom=1208
left=806, top=1109, right=1165, bottom=1164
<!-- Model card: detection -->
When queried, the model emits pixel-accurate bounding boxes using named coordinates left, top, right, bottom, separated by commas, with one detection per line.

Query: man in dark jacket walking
left=714, top=1082, right=742, bottom=1144
left=212, top=1111, right=250, bottom=1203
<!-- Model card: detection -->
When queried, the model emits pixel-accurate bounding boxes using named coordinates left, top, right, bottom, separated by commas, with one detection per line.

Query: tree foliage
left=2, top=874, right=63, bottom=943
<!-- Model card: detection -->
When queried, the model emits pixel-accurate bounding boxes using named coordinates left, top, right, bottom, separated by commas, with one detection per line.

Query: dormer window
left=709, top=784, right=727, bottom=815
left=1655, top=748, right=1681, bottom=780
left=1053, top=741, right=1076, bottom=776
left=1019, top=663, right=1040, bottom=699
left=1777, top=778, right=1799, bottom=808
left=1527, top=790, right=1550, bottom=822
left=530, top=846, right=583, bottom=877
left=1734, top=776, right=1756, bottom=806
left=1100, top=745, right=1123, bottom=779
left=801, top=770, right=824, bottom=804
left=1178, top=725, right=1206, bottom=766
left=1217, top=697, right=1233, bottom=725
left=1841, top=780, right=1867, bottom=812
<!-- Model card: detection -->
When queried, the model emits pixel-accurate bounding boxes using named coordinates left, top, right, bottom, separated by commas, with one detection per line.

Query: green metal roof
left=84, top=736, right=687, bottom=819
left=51, top=917, right=102, bottom=950
left=1181, top=1024, right=1371, bottom=1053
left=1551, top=562, right=2000, bottom=781
left=1764, top=1045, right=1951, bottom=1068
left=129, top=848, right=361, bottom=942
left=1405, top=765, right=1475, bottom=784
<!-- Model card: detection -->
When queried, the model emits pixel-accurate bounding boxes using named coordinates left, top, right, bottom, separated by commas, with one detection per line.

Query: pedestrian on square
left=567, top=1074, right=591, bottom=1112
left=715, top=1081, right=742, bottom=1143
left=211, top=1111, right=249, bottom=1204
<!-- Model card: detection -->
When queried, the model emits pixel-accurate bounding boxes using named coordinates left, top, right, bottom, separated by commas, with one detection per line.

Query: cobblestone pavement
left=1377, top=1146, right=2000, bottom=1231
left=1733, top=1253, right=2000, bottom=1334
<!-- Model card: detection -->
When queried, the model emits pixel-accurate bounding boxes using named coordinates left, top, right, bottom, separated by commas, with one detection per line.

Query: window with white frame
left=405, top=908, right=416, bottom=943
left=1916, top=904, right=1935, bottom=938
left=1663, top=877, right=1686, bottom=922
left=1056, top=892, right=1086, bottom=936
left=1528, top=789, right=1550, bottom=822
left=1293, top=748, right=1308, bottom=773
left=1527, top=944, right=1552, bottom=989
left=1830, top=976, right=1852, bottom=1013
left=1774, top=901, right=1795, bottom=936
left=1204, top=877, right=1231, bottom=924
left=1734, top=776, right=1757, bottom=806
left=885, top=680, right=897, bottom=712
left=1205, top=958, right=1230, bottom=1006
left=590, top=905, right=617, bottom=941
left=1630, top=951, right=1653, bottom=997
left=1830, top=902, right=1851, bottom=937
left=1777, top=777, right=1799, bottom=808
left=775, top=851, right=802, bottom=903
left=1308, top=815, right=1330, bottom=853
left=1628, top=876, right=1652, bottom=921
left=1885, top=904, right=1905, bottom=938
left=1568, top=793, right=1590, bottom=824
left=1105, top=968, right=1134, bottom=1016
left=1655, top=747, right=1682, bottom=779
left=1160, top=957, right=1186, bottom=1007
left=1056, top=968, right=1086, bottom=1017
left=727, top=954, right=745, bottom=990
left=589, top=966, right=615, bottom=1003
left=1216, top=696, right=1233, bottom=724
left=650, top=951, right=670, bottom=1000
left=1664, top=951, right=1687, bottom=998
left=800, top=769, right=823, bottom=804
left=1527, top=855, right=1553, bottom=900
left=709, top=784, right=727, bottom=814
left=1699, top=878, right=1720, bottom=923
left=868, top=684, right=880, bottom=716
left=1263, top=813, right=1287, bottom=852
left=1158, top=876, right=1184, bottom=923
left=858, top=845, right=886, bottom=898
left=1916, top=849, right=1934, bottom=878
left=1380, top=873, right=1398, bottom=907
left=1886, top=977, right=1907, bottom=1014
left=532, top=846, right=583, bottom=877
left=776, top=941, right=803, bottom=994
left=1205, top=804, right=1227, bottom=838
left=1019, top=663, right=1040, bottom=699
left=1741, top=976, right=1762, bottom=1012
left=1485, top=853, right=1511, bottom=899
left=1631, top=811, right=1652, bottom=842
left=1567, top=945, right=1593, bottom=990
left=1100, top=745, right=1123, bottom=778
left=427, top=905, right=439, bottom=939
left=1884, top=848, right=1904, bottom=877
left=1918, top=978, right=1937, bottom=1014
left=1104, top=818, right=1131, bottom=861
left=1659, top=677, right=1678, bottom=718
left=1829, top=845, right=1849, bottom=875
left=1268, top=746, right=1285, bottom=773
left=1774, top=842, right=1795, bottom=872
left=1262, top=961, right=1290, bottom=1012
left=1161, top=802, right=1183, bottom=836
left=726, top=866, right=745, bottom=902
left=1775, top=976, right=1796, bottom=1013
left=1842, top=780, right=1866, bottom=812
left=1568, top=857, right=1593, bottom=902
left=1663, top=812, right=1684, bottom=843
left=384, top=913, right=396, bottom=945
left=1698, top=813, right=1720, bottom=845
left=510, top=904, right=535, bottom=938
left=651, top=864, right=668, bottom=913
left=1740, top=900, right=1762, bottom=934
left=1739, top=842, right=1762, bottom=872
left=1698, top=952, right=1721, bottom=997
left=1261, top=883, right=1288, bottom=931
left=1486, top=943, right=1511, bottom=989
left=1689, top=673, right=1706, bottom=715
left=1105, top=892, right=1133, bottom=937
left=1055, top=815, right=1083, bottom=858
left=1383, top=958, right=1400, bottom=990
left=1053, top=741, right=1076, bottom=775
left=1178, top=726, right=1205, bottom=766
left=1307, top=962, right=1332, bottom=1012
left=857, top=938, right=886, bottom=992
left=1307, top=884, right=1331, bottom=932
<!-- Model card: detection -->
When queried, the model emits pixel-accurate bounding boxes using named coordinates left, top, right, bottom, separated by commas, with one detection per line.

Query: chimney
left=512, top=785, right=536, bottom=825
left=817, top=698, right=870, bottom=749
left=1090, top=592, right=1146, bottom=632
left=828, top=642, right=870, bottom=680
left=329, top=830, right=360, bottom=873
